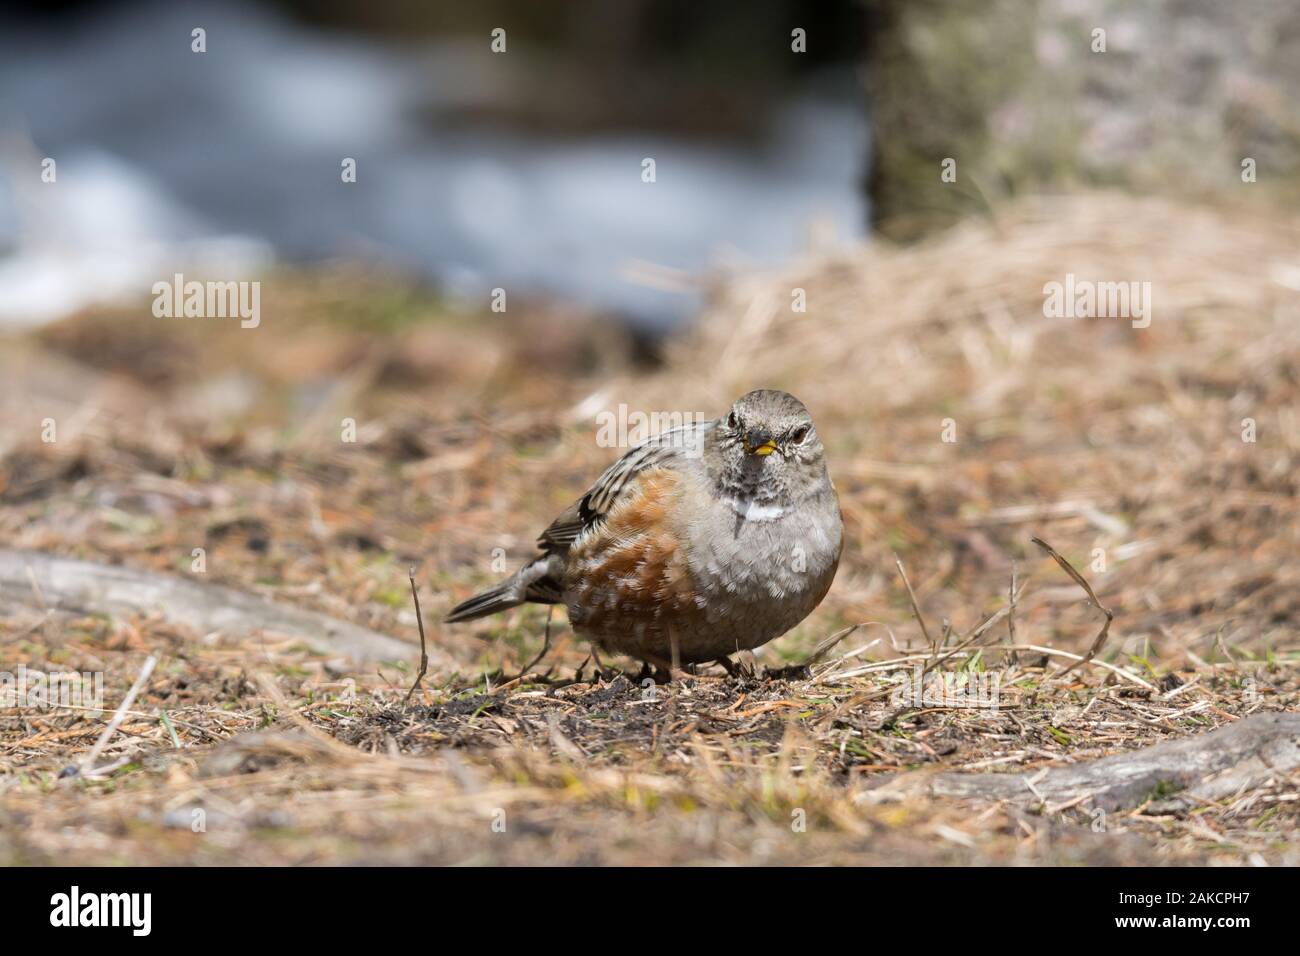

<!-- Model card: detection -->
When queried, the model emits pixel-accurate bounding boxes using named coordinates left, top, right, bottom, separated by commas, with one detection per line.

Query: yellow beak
left=752, top=439, right=778, bottom=456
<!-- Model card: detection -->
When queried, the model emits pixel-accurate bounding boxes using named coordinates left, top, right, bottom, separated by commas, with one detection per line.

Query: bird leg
left=588, top=640, right=613, bottom=680
left=714, top=655, right=739, bottom=677
left=642, top=647, right=689, bottom=684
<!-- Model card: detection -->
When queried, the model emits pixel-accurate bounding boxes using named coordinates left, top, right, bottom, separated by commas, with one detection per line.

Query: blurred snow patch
left=0, top=149, right=271, bottom=327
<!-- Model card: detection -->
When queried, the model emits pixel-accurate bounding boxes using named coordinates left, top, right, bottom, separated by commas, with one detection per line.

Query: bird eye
left=790, top=425, right=810, bottom=444
left=727, top=411, right=739, bottom=429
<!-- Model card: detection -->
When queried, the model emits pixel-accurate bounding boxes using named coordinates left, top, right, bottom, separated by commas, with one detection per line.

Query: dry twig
left=403, top=568, right=430, bottom=707
left=1030, top=536, right=1114, bottom=679
left=77, top=653, right=157, bottom=776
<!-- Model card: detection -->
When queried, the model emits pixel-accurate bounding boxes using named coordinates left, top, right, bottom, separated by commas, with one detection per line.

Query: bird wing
left=537, top=420, right=713, bottom=555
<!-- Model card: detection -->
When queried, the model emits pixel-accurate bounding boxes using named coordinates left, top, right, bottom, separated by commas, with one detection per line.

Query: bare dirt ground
left=1, top=194, right=1297, bottom=865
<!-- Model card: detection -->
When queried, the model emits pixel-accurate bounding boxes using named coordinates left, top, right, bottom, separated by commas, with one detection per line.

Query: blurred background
left=3, top=0, right=1297, bottom=334
left=0, top=0, right=869, bottom=333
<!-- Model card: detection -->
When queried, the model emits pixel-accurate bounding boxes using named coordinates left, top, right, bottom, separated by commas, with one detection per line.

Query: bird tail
left=444, top=556, right=562, bottom=624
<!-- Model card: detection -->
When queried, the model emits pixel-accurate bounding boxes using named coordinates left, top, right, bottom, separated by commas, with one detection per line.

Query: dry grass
left=1, top=193, right=1297, bottom=864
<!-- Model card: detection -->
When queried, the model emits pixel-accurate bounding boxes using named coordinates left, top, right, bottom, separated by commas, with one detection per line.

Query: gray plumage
left=446, top=389, right=843, bottom=665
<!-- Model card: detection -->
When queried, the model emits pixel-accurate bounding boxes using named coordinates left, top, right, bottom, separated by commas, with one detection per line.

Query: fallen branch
left=0, top=549, right=451, bottom=667
left=866, top=712, right=1300, bottom=812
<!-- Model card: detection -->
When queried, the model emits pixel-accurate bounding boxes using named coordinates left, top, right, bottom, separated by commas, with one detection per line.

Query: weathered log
left=0, top=549, right=451, bottom=668
left=868, top=712, right=1300, bottom=811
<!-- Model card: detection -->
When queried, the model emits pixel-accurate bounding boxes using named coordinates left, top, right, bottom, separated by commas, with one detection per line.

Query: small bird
left=446, top=388, right=843, bottom=673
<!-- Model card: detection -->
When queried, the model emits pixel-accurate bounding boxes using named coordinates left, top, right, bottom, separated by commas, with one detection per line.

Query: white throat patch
left=722, top=495, right=786, bottom=522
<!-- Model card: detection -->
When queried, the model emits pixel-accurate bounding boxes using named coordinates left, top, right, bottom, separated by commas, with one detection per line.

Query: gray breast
left=682, top=479, right=843, bottom=645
